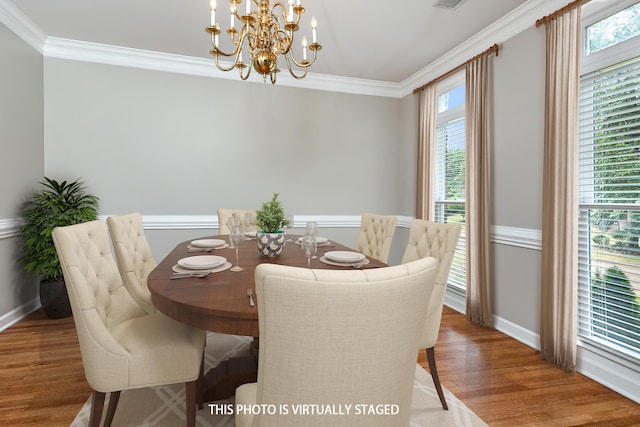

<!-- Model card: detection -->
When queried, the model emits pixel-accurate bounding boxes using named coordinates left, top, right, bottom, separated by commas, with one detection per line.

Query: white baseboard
left=577, top=343, right=640, bottom=404
left=493, top=315, right=541, bottom=350
left=0, top=298, right=41, bottom=332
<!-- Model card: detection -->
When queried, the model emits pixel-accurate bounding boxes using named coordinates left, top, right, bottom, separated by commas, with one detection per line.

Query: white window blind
left=435, top=81, right=466, bottom=291
left=578, top=54, right=640, bottom=360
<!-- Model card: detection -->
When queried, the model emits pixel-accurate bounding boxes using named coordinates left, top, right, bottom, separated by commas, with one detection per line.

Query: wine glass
left=227, top=217, right=237, bottom=234
left=301, top=234, right=317, bottom=268
left=306, top=221, right=318, bottom=238
left=243, top=212, right=254, bottom=235
left=285, top=214, right=294, bottom=242
left=229, top=225, right=244, bottom=272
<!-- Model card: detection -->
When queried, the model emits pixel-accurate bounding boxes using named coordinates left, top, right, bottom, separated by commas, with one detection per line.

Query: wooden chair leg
left=426, top=347, right=448, bottom=410
left=197, top=351, right=204, bottom=410
left=103, top=391, right=120, bottom=427
left=186, top=380, right=197, bottom=427
left=89, top=390, right=106, bottom=427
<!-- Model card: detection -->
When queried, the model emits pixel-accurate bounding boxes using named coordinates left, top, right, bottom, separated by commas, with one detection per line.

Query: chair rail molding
left=0, top=218, right=22, bottom=239
left=99, top=214, right=539, bottom=249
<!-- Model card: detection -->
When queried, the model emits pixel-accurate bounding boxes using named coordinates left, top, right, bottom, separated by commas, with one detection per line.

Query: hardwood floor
left=1, top=306, right=638, bottom=426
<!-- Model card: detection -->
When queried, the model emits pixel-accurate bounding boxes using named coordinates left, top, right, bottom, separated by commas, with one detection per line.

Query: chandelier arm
left=283, top=53, right=308, bottom=80
left=273, top=28, right=291, bottom=54
left=239, top=62, right=252, bottom=80
left=213, top=53, right=240, bottom=72
left=285, top=44, right=318, bottom=69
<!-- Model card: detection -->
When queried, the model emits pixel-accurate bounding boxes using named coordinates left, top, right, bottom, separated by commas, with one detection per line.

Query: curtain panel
left=540, top=7, right=581, bottom=372
left=416, top=86, right=437, bottom=221
left=464, top=54, right=493, bottom=327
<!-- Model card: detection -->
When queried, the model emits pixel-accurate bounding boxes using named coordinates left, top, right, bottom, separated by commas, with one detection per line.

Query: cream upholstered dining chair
left=217, top=208, right=258, bottom=234
left=106, top=213, right=156, bottom=314
left=353, top=213, right=398, bottom=263
left=235, top=257, right=438, bottom=427
left=52, top=220, right=205, bottom=427
left=401, top=218, right=461, bottom=410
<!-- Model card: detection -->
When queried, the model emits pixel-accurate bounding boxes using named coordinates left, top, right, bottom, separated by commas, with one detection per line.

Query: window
left=435, top=75, right=466, bottom=290
left=586, top=2, right=640, bottom=55
left=578, top=2, right=640, bottom=363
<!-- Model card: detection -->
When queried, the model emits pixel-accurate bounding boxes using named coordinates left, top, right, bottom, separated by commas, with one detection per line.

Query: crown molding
left=0, top=0, right=46, bottom=53
left=399, top=0, right=569, bottom=97
left=2, top=0, right=568, bottom=98
left=43, top=37, right=403, bottom=98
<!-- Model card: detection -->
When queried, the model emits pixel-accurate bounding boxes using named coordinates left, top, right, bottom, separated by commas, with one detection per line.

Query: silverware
left=247, top=288, right=255, bottom=307
left=187, top=247, right=216, bottom=253
left=170, top=271, right=211, bottom=279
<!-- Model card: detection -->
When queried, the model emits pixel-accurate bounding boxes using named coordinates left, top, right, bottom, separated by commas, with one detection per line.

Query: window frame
left=434, top=71, right=467, bottom=292
left=578, top=0, right=640, bottom=376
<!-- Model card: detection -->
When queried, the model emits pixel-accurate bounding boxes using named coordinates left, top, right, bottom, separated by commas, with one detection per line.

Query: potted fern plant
left=19, top=177, right=99, bottom=318
left=255, top=192, right=290, bottom=257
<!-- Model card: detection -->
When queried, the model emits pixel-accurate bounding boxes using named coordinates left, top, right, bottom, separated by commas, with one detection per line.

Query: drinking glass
left=229, top=225, right=244, bottom=272
left=301, top=234, right=317, bottom=268
left=306, top=221, right=318, bottom=238
left=285, top=214, right=294, bottom=242
left=243, top=212, right=254, bottom=234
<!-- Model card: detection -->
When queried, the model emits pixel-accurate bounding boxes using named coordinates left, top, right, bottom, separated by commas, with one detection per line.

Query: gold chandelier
left=206, top=0, right=321, bottom=84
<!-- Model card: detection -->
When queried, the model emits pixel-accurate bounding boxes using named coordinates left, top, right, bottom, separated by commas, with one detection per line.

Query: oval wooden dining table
left=147, top=234, right=386, bottom=402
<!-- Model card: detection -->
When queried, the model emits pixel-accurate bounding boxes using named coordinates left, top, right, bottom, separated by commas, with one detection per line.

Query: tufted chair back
left=107, top=213, right=157, bottom=314
left=52, top=220, right=149, bottom=390
left=354, top=213, right=398, bottom=263
left=401, top=219, right=461, bottom=348
left=218, top=208, right=258, bottom=234
left=53, top=220, right=205, bottom=426
left=235, top=257, right=438, bottom=427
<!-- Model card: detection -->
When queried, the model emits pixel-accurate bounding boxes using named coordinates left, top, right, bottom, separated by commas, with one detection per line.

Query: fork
left=247, top=289, right=255, bottom=307
left=170, top=271, right=211, bottom=279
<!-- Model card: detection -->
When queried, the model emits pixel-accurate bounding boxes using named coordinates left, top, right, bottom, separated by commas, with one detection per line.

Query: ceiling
left=8, top=0, right=529, bottom=84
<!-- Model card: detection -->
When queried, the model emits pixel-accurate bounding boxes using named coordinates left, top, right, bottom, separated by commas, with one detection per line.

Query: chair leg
left=197, top=351, right=204, bottom=410
left=186, top=380, right=197, bottom=427
left=103, top=391, right=120, bottom=427
left=89, top=390, right=106, bottom=427
left=426, top=347, right=448, bottom=410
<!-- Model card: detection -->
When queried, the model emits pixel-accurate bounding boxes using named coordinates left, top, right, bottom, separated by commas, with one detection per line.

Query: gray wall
left=1, top=18, right=548, bottom=342
left=490, top=26, right=546, bottom=335
left=0, top=22, right=44, bottom=323
left=43, top=59, right=410, bottom=217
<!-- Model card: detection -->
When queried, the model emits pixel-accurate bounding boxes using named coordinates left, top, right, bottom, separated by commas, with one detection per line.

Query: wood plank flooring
left=1, top=306, right=638, bottom=426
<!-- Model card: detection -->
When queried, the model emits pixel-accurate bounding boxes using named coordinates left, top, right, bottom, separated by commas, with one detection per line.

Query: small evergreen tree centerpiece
left=255, top=192, right=290, bottom=257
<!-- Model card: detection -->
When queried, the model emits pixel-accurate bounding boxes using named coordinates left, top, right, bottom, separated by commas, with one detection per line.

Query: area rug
left=70, top=333, right=486, bottom=426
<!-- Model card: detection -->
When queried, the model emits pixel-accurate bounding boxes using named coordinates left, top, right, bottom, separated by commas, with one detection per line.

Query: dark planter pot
left=40, top=279, right=72, bottom=319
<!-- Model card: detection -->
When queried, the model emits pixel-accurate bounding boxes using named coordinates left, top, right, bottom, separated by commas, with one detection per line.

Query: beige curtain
left=540, top=7, right=581, bottom=372
left=416, top=86, right=437, bottom=221
left=465, top=54, right=493, bottom=327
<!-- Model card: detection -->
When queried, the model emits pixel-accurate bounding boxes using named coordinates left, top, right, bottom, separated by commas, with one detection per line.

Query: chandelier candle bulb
left=302, top=36, right=307, bottom=61
left=230, top=4, right=235, bottom=28
left=311, top=16, right=317, bottom=43
left=210, top=0, right=216, bottom=26
left=245, top=0, right=250, bottom=15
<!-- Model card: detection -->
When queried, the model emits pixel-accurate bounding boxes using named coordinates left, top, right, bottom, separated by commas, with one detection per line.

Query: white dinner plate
left=244, top=231, right=257, bottom=238
left=177, top=255, right=226, bottom=270
left=324, top=251, right=366, bottom=263
left=190, top=239, right=226, bottom=248
left=297, top=236, right=329, bottom=245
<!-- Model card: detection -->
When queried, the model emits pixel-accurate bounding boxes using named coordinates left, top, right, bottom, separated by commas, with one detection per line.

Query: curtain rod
left=535, top=0, right=591, bottom=27
left=412, top=44, right=499, bottom=95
